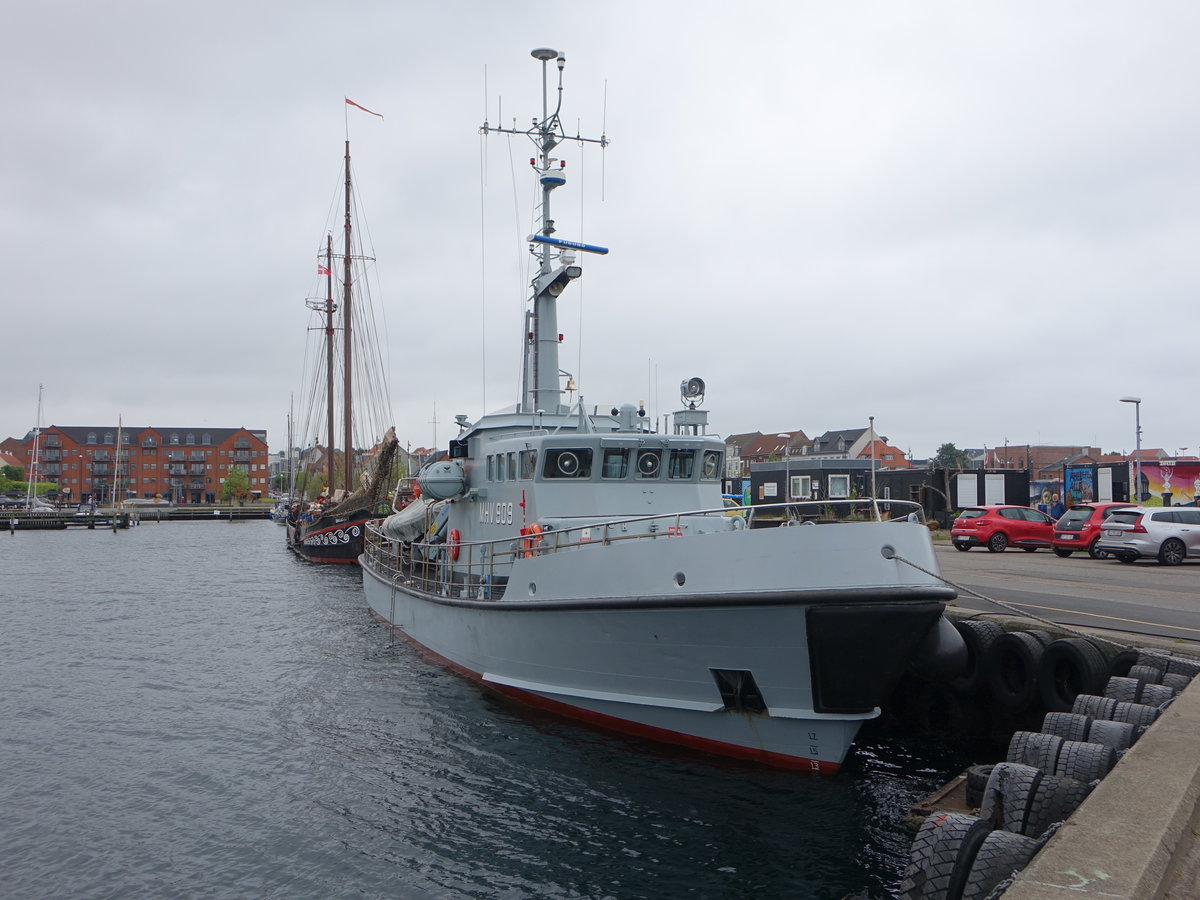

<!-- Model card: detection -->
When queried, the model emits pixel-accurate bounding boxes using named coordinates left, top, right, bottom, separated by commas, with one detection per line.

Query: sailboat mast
left=26, top=383, right=43, bottom=506
left=342, top=140, right=354, bottom=493
left=324, top=235, right=335, bottom=494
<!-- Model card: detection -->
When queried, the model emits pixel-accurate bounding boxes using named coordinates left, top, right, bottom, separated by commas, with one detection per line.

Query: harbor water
left=2, top=520, right=989, bottom=899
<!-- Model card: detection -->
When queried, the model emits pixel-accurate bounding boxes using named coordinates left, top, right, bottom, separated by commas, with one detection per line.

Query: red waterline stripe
left=368, top=609, right=841, bottom=774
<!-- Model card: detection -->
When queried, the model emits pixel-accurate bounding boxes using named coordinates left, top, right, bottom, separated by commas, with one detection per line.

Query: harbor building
left=6, top=426, right=269, bottom=504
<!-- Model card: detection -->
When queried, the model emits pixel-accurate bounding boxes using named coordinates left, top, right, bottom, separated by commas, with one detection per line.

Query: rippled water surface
left=2, top=521, right=983, bottom=899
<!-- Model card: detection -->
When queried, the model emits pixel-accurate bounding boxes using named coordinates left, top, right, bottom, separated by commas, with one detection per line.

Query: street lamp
left=1120, top=397, right=1142, bottom=502
left=869, top=415, right=877, bottom=500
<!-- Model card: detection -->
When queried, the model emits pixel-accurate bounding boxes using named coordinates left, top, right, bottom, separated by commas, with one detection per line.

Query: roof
left=809, top=428, right=868, bottom=454
left=32, top=426, right=268, bottom=446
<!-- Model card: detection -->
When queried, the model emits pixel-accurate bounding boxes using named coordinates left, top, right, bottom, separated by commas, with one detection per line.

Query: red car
left=951, top=505, right=1056, bottom=552
left=1051, top=502, right=1135, bottom=559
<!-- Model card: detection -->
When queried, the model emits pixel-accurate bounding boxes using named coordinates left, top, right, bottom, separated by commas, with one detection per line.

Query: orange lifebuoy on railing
left=448, top=528, right=461, bottom=561
left=521, top=522, right=543, bottom=558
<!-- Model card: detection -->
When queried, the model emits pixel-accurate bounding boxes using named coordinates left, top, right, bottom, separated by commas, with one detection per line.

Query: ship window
left=668, top=450, right=695, bottom=479
left=636, top=450, right=661, bottom=479
left=544, top=448, right=593, bottom=479
left=520, top=449, right=538, bottom=479
left=507, top=452, right=517, bottom=480
left=601, top=448, right=629, bottom=479
left=487, top=455, right=495, bottom=481
left=701, top=450, right=722, bottom=480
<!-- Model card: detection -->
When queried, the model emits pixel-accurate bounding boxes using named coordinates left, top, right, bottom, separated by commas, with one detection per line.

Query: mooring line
left=891, top=553, right=1133, bottom=652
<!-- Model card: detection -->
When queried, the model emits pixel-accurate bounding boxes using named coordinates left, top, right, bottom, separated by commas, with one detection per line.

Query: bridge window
left=520, top=449, right=538, bottom=480
left=507, top=452, right=517, bottom=480
left=701, top=450, right=722, bottom=480
left=544, top=448, right=593, bottom=479
left=668, top=449, right=695, bottom=479
left=487, top=455, right=495, bottom=481
left=601, top=448, right=629, bottom=479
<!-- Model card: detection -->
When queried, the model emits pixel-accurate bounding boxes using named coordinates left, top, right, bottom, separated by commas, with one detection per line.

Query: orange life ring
left=521, top=522, right=543, bottom=558
left=448, top=528, right=461, bottom=561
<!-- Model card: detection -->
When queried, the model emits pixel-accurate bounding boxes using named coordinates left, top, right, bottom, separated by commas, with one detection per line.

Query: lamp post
left=869, top=416, right=877, bottom=499
left=1120, top=396, right=1142, bottom=502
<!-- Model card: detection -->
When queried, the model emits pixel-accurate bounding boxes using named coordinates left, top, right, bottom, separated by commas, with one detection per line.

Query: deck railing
left=363, top=498, right=926, bottom=602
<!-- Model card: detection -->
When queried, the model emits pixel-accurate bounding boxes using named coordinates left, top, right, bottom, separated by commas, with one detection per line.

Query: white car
left=1095, top=507, right=1200, bottom=565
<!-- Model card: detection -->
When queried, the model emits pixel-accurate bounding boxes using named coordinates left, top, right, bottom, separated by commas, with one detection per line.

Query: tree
left=222, top=465, right=251, bottom=504
left=930, top=442, right=970, bottom=524
left=932, top=443, right=970, bottom=471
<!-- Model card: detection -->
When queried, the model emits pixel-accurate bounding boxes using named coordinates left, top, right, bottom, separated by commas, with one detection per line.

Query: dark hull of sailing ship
left=286, top=508, right=373, bottom=564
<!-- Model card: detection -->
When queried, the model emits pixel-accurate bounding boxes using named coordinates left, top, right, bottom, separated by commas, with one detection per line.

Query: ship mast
left=481, top=49, right=609, bottom=417
left=342, top=140, right=354, bottom=492
left=324, top=235, right=335, bottom=493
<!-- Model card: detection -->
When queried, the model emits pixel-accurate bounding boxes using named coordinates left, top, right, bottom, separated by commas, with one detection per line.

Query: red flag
left=317, top=264, right=331, bottom=276
left=345, top=98, right=383, bottom=118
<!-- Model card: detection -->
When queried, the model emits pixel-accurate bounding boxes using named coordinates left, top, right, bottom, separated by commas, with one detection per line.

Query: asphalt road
left=932, top=542, right=1200, bottom=644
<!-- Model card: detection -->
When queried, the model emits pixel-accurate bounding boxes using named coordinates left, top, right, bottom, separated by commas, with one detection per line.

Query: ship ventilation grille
left=710, top=669, right=768, bottom=714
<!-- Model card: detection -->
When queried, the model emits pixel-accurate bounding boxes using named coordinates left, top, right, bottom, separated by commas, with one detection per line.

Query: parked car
left=951, top=505, right=1057, bottom=552
left=1094, top=507, right=1200, bottom=565
left=1051, top=502, right=1135, bottom=559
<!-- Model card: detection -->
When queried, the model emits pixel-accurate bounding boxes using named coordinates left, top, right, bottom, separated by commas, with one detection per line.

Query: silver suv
left=1095, top=506, right=1200, bottom=565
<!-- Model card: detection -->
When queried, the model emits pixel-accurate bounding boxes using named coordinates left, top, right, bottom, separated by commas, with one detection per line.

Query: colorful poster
left=1065, top=467, right=1096, bottom=505
left=1135, top=462, right=1200, bottom=506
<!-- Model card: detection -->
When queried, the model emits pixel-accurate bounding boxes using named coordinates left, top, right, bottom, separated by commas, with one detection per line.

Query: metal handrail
left=363, top=498, right=925, bottom=602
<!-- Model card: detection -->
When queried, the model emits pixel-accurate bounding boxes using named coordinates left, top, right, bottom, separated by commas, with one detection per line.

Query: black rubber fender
left=1105, top=676, right=1143, bottom=703
left=1126, top=664, right=1164, bottom=684
left=950, top=620, right=1005, bottom=698
left=988, top=632, right=1046, bottom=712
left=899, top=812, right=994, bottom=900
left=1054, top=739, right=1117, bottom=782
left=1086, top=719, right=1136, bottom=752
left=960, top=830, right=1041, bottom=900
left=1006, top=731, right=1063, bottom=772
left=1072, top=694, right=1117, bottom=720
left=965, top=764, right=995, bottom=809
left=1038, top=638, right=1110, bottom=712
left=1040, top=711, right=1092, bottom=742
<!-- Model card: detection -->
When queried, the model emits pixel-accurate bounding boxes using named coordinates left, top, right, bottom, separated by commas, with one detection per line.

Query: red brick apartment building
left=6, top=426, right=269, bottom=504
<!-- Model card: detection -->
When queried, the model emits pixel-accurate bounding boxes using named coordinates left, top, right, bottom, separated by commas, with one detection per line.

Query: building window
left=789, top=475, right=811, bottom=499
left=202, top=433, right=211, bottom=445
left=87, top=432, right=97, bottom=444
left=170, top=433, right=180, bottom=445
left=828, top=474, right=851, bottom=499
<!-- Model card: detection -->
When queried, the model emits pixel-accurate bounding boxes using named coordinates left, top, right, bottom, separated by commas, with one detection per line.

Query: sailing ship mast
left=341, top=140, right=354, bottom=493
left=26, top=384, right=43, bottom=506
left=323, top=235, right=335, bottom=493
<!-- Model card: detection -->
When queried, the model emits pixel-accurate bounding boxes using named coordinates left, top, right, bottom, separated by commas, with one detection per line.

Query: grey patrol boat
left=361, top=48, right=963, bottom=771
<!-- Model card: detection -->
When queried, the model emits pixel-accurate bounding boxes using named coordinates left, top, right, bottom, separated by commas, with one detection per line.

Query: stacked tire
left=899, top=644, right=1198, bottom=899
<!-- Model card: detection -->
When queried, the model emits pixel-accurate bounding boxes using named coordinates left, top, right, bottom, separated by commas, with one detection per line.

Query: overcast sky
left=4, top=1, right=1197, bottom=460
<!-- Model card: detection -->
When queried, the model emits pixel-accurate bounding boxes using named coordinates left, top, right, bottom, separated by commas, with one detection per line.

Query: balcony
left=92, top=464, right=111, bottom=476
left=167, top=465, right=186, bottom=476
left=43, top=449, right=62, bottom=461
left=189, top=466, right=206, bottom=476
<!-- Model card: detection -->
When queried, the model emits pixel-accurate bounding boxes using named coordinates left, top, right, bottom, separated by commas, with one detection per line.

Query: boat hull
left=287, top=512, right=372, bottom=564
left=360, top=524, right=951, bottom=770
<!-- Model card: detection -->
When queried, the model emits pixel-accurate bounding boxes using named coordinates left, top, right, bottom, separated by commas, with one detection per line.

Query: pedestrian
left=1049, top=492, right=1065, bottom=519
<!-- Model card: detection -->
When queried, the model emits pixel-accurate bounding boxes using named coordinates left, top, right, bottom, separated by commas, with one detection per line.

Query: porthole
left=556, top=451, right=580, bottom=476
left=674, top=571, right=686, bottom=587
left=637, top=450, right=660, bottom=476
